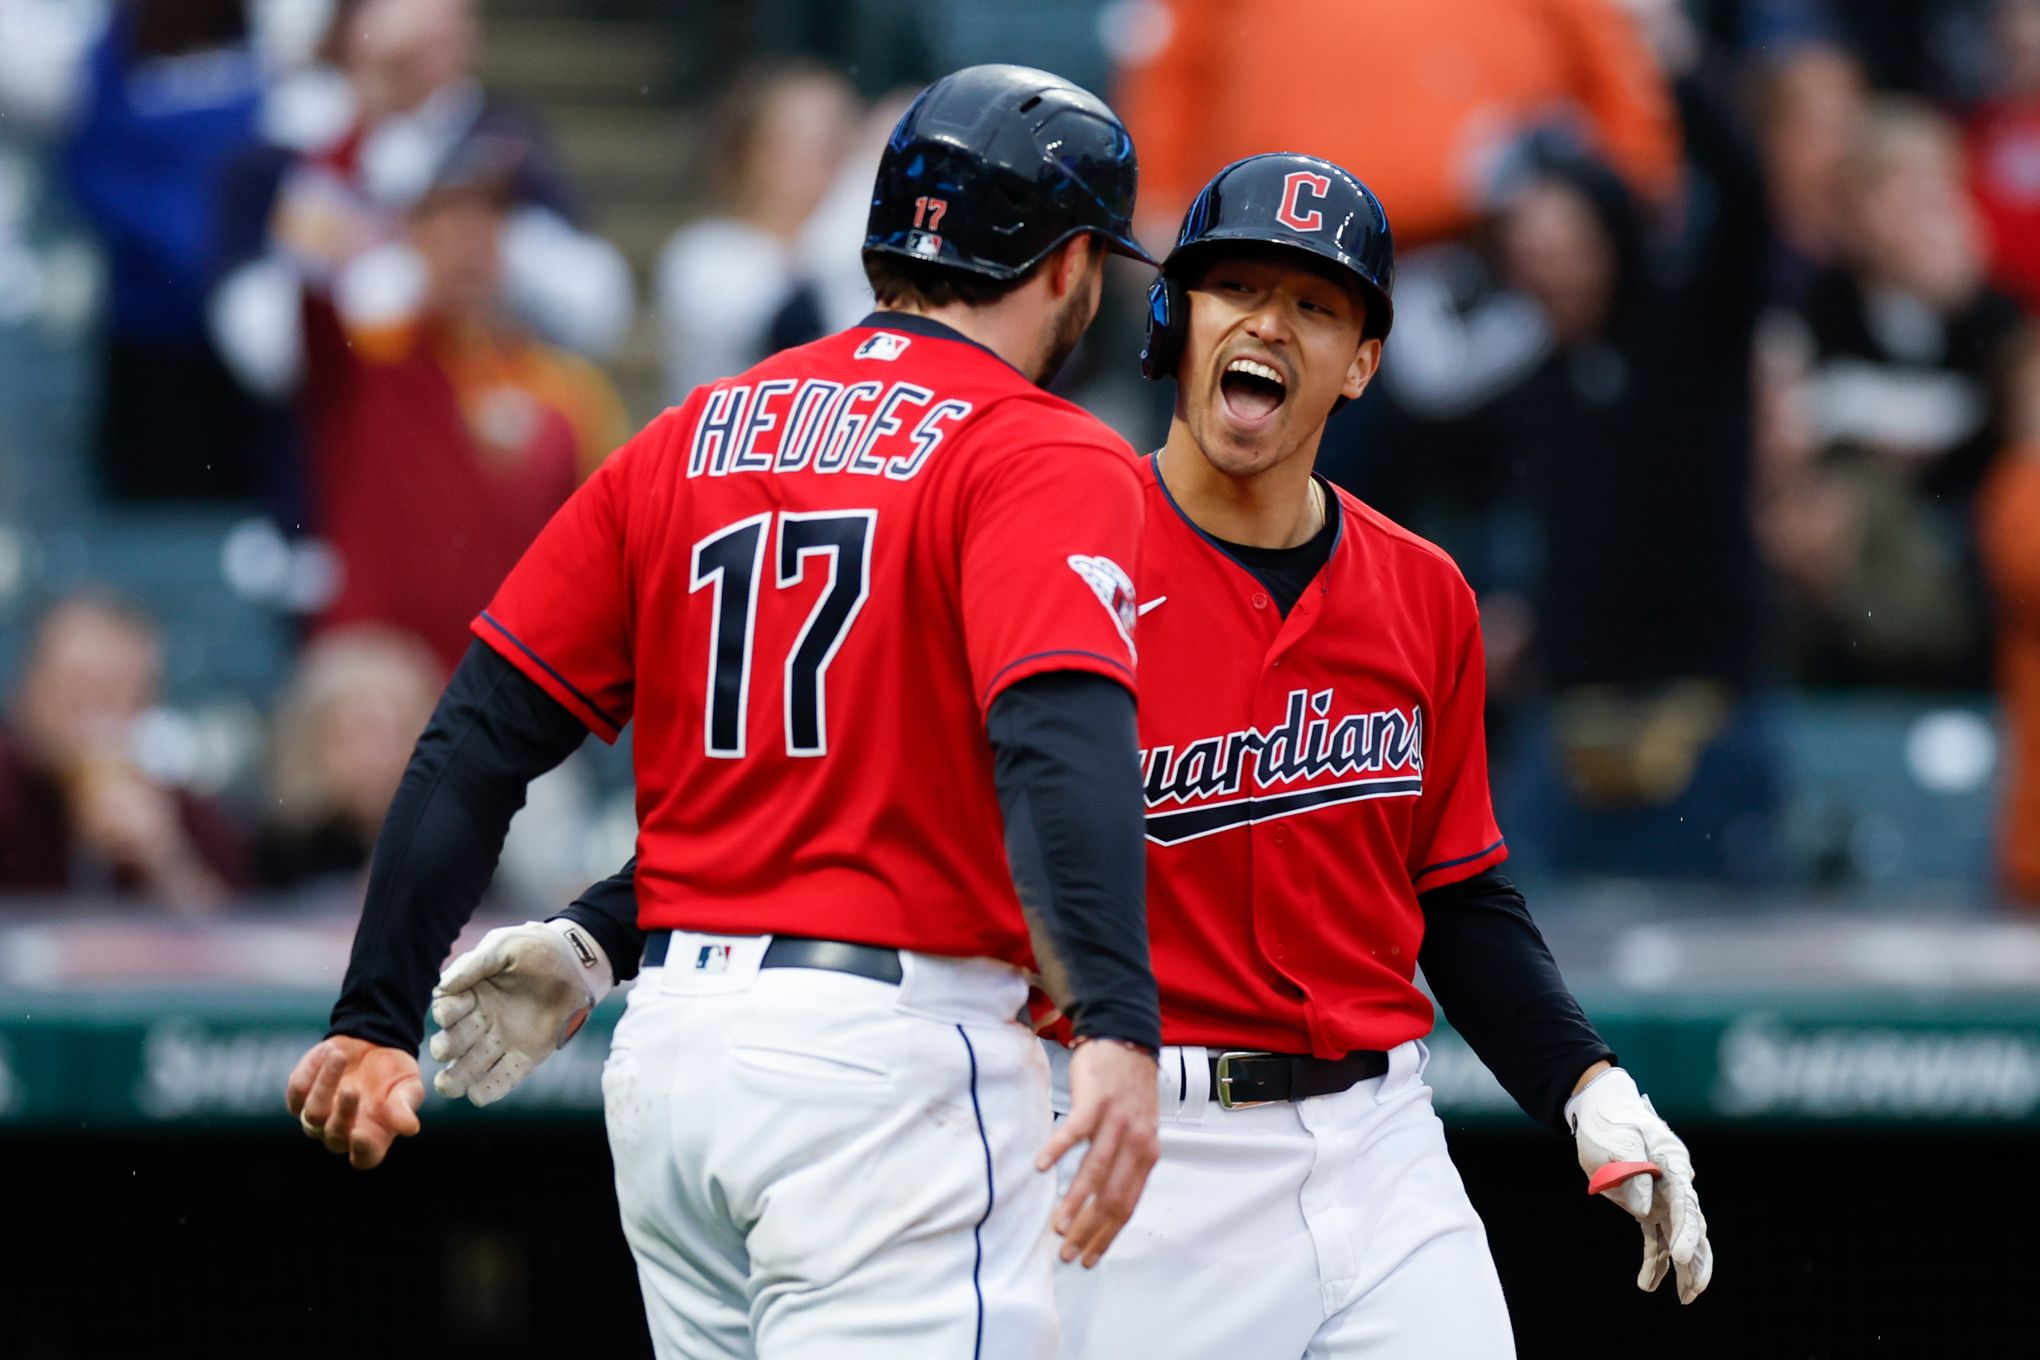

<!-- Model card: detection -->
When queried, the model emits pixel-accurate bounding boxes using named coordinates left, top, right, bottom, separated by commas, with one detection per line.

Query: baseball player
left=1044, top=151, right=1713, bottom=1356
left=284, top=64, right=1172, bottom=1359
left=430, top=153, right=1714, bottom=1356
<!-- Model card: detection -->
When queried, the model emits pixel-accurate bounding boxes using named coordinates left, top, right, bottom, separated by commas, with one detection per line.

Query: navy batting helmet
left=1140, top=153, right=1395, bottom=382
left=865, top=64, right=1155, bottom=281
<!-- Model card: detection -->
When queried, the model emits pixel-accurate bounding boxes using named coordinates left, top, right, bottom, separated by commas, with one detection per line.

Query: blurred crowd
left=1, top=0, right=2037, bottom=915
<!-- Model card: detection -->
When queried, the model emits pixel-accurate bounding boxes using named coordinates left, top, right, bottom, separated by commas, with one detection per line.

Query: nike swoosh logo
left=1137, top=597, right=1167, bottom=616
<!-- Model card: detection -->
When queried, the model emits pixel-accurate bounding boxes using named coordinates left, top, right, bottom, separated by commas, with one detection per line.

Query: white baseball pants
left=602, top=933, right=1058, bottom=1359
left=1047, top=1039, right=1515, bottom=1360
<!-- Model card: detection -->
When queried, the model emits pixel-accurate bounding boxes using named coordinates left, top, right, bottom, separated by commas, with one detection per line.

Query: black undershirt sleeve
left=986, top=671, right=1161, bottom=1053
left=1417, top=866, right=1615, bottom=1134
left=327, top=641, right=594, bottom=1051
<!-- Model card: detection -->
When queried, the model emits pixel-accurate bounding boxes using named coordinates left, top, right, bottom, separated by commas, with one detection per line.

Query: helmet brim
left=1100, top=229, right=1160, bottom=269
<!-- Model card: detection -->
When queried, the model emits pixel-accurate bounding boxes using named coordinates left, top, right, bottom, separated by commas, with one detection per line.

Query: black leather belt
left=1207, top=1049, right=1390, bottom=1108
left=642, top=931, right=904, bottom=984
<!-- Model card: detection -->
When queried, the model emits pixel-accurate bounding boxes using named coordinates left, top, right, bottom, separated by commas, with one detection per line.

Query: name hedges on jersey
left=1141, top=688, right=1425, bottom=845
left=687, top=377, right=975, bottom=482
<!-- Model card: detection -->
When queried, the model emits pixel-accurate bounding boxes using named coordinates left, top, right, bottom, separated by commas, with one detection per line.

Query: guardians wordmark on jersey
left=1134, top=457, right=1507, bottom=1058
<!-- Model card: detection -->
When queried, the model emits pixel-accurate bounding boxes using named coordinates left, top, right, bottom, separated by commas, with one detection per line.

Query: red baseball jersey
left=474, top=314, right=1143, bottom=966
left=1135, top=457, right=1506, bottom=1056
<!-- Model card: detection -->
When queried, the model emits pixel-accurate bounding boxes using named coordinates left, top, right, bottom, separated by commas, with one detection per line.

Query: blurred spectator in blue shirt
left=63, top=0, right=267, bottom=501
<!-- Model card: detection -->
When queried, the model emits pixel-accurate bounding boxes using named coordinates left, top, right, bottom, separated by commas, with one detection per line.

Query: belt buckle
left=1214, top=1051, right=1274, bottom=1110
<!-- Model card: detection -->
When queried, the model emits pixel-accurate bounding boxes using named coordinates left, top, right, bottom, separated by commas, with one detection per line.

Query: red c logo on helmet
left=1276, top=172, right=1331, bottom=232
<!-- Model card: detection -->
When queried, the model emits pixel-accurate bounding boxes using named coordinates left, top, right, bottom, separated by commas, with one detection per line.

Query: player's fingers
left=428, top=1005, right=489, bottom=1066
left=1054, top=1123, right=1123, bottom=1260
left=348, top=1120, right=396, bottom=1170
left=1073, top=1124, right=1157, bottom=1268
left=1637, top=1219, right=1671, bottom=1294
left=325, top=1084, right=362, bottom=1157
left=433, top=1045, right=483, bottom=1099
left=429, top=989, right=478, bottom=1033
left=468, top=1051, right=532, bottom=1107
left=347, top=1072, right=424, bottom=1170
left=301, top=1047, right=347, bottom=1130
left=435, top=936, right=508, bottom=996
left=433, top=1023, right=505, bottom=1099
left=1059, top=1197, right=1116, bottom=1269
left=1678, top=1232, right=1714, bottom=1304
left=1664, top=1179, right=1704, bottom=1268
left=284, top=1041, right=327, bottom=1116
left=1035, top=1103, right=1093, bottom=1175
left=384, top=1071, right=425, bottom=1136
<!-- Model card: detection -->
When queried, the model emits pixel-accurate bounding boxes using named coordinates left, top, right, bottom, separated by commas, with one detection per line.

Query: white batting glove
left=428, top=920, right=614, bottom=1107
left=1567, top=1066, right=1714, bottom=1304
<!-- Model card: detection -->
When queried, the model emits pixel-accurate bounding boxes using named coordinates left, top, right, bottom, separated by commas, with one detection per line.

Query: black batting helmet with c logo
left=1141, top=153, right=1395, bottom=382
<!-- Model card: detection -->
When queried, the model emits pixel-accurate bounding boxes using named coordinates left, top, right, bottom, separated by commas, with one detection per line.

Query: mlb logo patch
left=694, top=944, right=733, bottom=973
left=854, top=332, right=912, bottom=361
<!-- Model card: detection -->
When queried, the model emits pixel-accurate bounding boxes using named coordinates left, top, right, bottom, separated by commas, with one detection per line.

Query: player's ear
left=1051, top=234, right=1103, bottom=299
left=1342, top=337, right=1382, bottom=402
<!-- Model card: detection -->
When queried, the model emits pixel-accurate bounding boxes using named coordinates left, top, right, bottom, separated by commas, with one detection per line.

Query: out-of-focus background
left=3, top=0, right=2037, bottom=1354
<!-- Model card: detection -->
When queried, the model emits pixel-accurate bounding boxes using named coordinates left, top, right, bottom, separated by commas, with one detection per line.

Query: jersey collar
left=1146, top=451, right=1348, bottom=585
left=855, top=310, right=1025, bottom=378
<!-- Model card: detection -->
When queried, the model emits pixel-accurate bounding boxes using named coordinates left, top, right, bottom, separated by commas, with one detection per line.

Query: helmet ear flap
left=1140, top=274, right=1187, bottom=382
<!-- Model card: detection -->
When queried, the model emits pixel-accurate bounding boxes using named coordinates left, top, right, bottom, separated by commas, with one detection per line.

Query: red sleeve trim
left=1412, top=837, right=1509, bottom=890
left=472, top=612, right=625, bottom=743
left=980, top=648, right=1135, bottom=713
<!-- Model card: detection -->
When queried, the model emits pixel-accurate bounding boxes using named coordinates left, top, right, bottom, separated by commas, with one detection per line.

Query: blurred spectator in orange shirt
left=1967, top=0, right=2040, bottom=312
left=254, top=625, right=441, bottom=893
left=1976, top=332, right=2040, bottom=902
left=302, top=141, right=628, bottom=672
left=0, top=594, right=249, bottom=910
left=1112, top=0, right=1681, bottom=248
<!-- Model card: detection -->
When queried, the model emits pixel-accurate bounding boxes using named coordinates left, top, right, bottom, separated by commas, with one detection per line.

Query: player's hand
left=284, top=1035, right=425, bottom=1170
left=1569, top=1067, right=1714, bottom=1304
left=1036, top=1038, right=1160, bottom=1269
left=429, top=920, right=613, bottom=1107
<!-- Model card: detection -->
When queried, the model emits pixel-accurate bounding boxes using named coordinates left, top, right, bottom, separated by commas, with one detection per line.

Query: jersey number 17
left=688, top=510, right=876, bottom=759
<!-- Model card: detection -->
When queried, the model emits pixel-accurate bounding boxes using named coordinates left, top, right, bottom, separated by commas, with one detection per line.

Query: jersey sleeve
left=1408, top=600, right=1508, bottom=890
left=958, top=421, right=1144, bottom=713
left=472, top=416, right=661, bottom=741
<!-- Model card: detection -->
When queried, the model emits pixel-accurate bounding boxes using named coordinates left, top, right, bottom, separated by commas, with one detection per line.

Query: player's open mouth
left=1219, top=356, right=1287, bottom=426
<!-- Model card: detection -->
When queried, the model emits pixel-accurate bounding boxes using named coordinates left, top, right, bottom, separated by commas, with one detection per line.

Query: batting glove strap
left=542, top=918, right=617, bottom=1006
left=1569, top=1067, right=1715, bottom=1305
